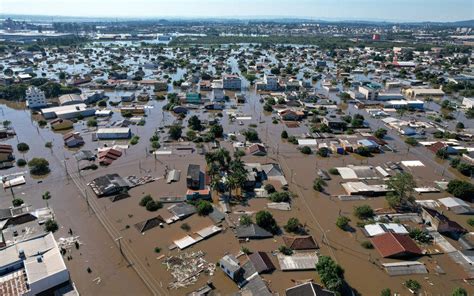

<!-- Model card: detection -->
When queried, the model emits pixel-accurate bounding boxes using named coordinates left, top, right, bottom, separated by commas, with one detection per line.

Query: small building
left=185, top=189, right=211, bottom=201
left=41, top=104, right=95, bottom=119
left=63, top=132, right=84, bottom=148
left=371, top=232, right=422, bottom=258
left=98, top=148, right=122, bottom=166
left=357, top=139, right=379, bottom=152
left=422, top=207, right=467, bottom=238
left=235, top=224, right=273, bottom=239
left=248, top=252, right=275, bottom=274
left=246, top=144, right=267, bottom=156
left=282, top=236, right=319, bottom=250
left=322, top=117, right=347, bottom=130
left=462, top=97, right=474, bottom=109
left=223, top=74, right=242, bottom=90
left=50, top=118, right=73, bottom=130
left=186, top=92, right=201, bottom=104
left=89, top=174, right=130, bottom=196
left=0, top=144, right=14, bottom=163
left=25, top=86, right=47, bottom=109
left=219, top=255, right=244, bottom=282
left=286, top=282, right=335, bottom=296
left=186, top=164, right=201, bottom=189
left=58, top=94, right=82, bottom=106
left=96, top=128, right=131, bottom=140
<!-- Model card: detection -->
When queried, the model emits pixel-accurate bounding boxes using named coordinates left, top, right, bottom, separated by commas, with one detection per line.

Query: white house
left=25, top=86, right=47, bottom=108
left=462, top=97, right=474, bottom=109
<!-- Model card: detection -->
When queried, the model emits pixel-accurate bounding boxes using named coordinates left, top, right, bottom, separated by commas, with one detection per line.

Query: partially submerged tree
left=386, top=173, right=416, bottom=210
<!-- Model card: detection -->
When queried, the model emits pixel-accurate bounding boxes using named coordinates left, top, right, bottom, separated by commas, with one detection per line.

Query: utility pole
left=115, top=237, right=124, bottom=257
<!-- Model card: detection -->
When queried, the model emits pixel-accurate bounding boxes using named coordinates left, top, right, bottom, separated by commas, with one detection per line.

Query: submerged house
left=186, top=164, right=201, bottom=189
left=421, top=207, right=467, bottom=238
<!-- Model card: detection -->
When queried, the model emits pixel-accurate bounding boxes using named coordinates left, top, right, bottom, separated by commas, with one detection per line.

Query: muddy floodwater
left=1, top=44, right=473, bottom=296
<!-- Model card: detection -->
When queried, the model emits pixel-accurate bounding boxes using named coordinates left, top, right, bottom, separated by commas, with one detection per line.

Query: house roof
left=248, top=252, right=275, bottom=273
left=371, top=232, right=422, bottom=258
left=247, top=144, right=266, bottom=155
left=286, top=282, right=335, bottom=296
left=427, top=141, right=447, bottom=153
left=422, top=207, right=466, bottom=233
left=235, top=224, right=273, bottom=239
left=282, top=235, right=319, bottom=250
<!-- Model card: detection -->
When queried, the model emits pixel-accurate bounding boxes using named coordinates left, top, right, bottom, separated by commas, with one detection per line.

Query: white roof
left=336, top=167, right=358, bottom=179
left=24, top=247, right=67, bottom=285
left=297, top=139, right=317, bottom=146
left=41, top=104, right=88, bottom=114
left=173, top=235, right=198, bottom=249
left=277, top=252, right=319, bottom=271
left=364, top=223, right=409, bottom=237
left=0, top=233, right=57, bottom=269
left=96, top=127, right=130, bottom=134
left=401, top=160, right=424, bottom=167
left=439, top=197, right=470, bottom=208
left=196, top=225, right=221, bottom=238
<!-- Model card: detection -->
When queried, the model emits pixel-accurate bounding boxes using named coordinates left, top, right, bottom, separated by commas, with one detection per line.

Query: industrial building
left=96, top=127, right=132, bottom=140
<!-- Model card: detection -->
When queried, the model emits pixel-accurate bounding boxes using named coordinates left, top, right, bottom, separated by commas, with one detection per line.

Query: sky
left=1, top=0, right=473, bottom=22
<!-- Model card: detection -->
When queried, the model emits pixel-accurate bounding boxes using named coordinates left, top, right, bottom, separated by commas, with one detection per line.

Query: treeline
left=0, top=78, right=81, bottom=101
left=169, top=35, right=435, bottom=50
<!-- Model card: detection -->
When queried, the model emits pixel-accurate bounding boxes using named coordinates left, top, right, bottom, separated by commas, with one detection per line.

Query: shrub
left=239, top=214, right=252, bottom=226
left=336, top=216, right=350, bottom=230
left=374, top=128, right=387, bottom=139
left=139, top=195, right=153, bottom=207
left=17, top=142, right=30, bottom=152
left=284, top=217, right=300, bottom=233
left=468, top=218, right=474, bottom=227
left=28, top=158, right=50, bottom=175
left=317, top=147, right=330, bottom=157
left=45, top=141, right=53, bottom=148
left=12, top=198, right=24, bottom=207
left=278, top=245, right=293, bottom=255
left=196, top=200, right=213, bottom=216
left=87, top=118, right=98, bottom=127
left=16, top=158, right=27, bottom=167
left=361, top=241, right=373, bottom=249
left=409, top=228, right=433, bottom=244
left=44, top=219, right=59, bottom=233
left=380, top=288, right=391, bottom=296
left=353, top=205, right=374, bottom=220
left=405, top=279, right=421, bottom=293
left=145, top=200, right=163, bottom=212
left=313, top=178, right=327, bottom=192
left=281, top=130, right=288, bottom=139
left=241, top=247, right=251, bottom=255
left=268, top=191, right=290, bottom=202
left=300, top=146, right=312, bottom=154
left=130, top=135, right=140, bottom=145
left=181, top=223, right=191, bottom=231
left=405, top=137, right=418, bottom=146
left=329, top=168, right=339, bottom=175
left=154, top=247, right=161, bottom=253
left=452, top=287, right=467, bottom=296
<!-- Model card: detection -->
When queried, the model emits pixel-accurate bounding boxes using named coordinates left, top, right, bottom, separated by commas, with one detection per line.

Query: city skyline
left=2, top=0, right=473, bottom=22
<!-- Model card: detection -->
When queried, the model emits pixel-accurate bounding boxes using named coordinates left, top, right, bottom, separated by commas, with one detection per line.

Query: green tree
left=405, top=279, right=421, bottom=293
left=452, top=287, right=467, bottom=296
left=12, top=198, right=24, bottom=207
left=139, top=195, right=153, bottom=207
left=168, top=125, right=182, bottom=140
left=28, top=158, right=50, bottom=175
left=386, top=173, right=416, bottom=209
left=353, top=205, right=374, bottom=220
left=17, top=142, right=30, bottom=152
left=374, top=128, right=387, bottom=139
left=447, top=180, right=474, bottom=200
left=284, top=217, right=300, bottom=233
left=44, top=219, right=59, bottom=233
left=242, top=128, right=259, bottom=142
left=42, top=191, right=51, bottom=208
left=316, top=256, right=345, bottom=293
left=336, top=216, right=350, bottom=230
left=145, top=200, right=163, bottom=212
left=87, top=118, right=98, bottom=127
left=436, top=148, right=449, bottom=159
left=313, top=178, right=327, bottom=192
left=300, top=146, right=312, bottom=154
left=188, top=115, right=202, bottom=130
left=196, top=200, right=213, bottom=216
left=281, top=130, right=288, bottom=139
left=256, top=210, right=278, bottom=234
left=239, top=214, right=252, bottom=226
left=380, top=288, right=391, bottom=296
left=210, top=124, right=224, bottom=137
left=405, top=137, right=418, bottom=146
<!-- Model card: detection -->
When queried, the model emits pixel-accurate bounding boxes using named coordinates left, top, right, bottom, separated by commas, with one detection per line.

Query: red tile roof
left=282, top=235, right=319, bottom=250
left=371, top=232, right=422, bottom=258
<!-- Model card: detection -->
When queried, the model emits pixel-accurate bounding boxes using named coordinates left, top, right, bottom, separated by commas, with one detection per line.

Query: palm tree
left=42, top=191, right=51, bottom=208
left=225, top=175, right=239, bottom=200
